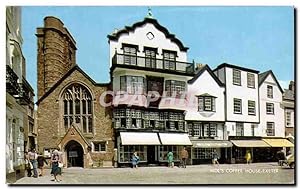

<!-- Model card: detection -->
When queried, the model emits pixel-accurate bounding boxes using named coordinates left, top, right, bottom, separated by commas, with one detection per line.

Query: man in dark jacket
left=180, top=147, right=189, bottom=168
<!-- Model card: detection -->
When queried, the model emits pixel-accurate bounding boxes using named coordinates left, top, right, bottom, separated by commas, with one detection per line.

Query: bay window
left=165, top=80, right=186, bottom=98
left=120, top=75, right=146, bottom=94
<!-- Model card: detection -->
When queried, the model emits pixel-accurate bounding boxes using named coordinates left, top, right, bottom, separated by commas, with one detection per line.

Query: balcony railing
left=17, top=78, right=34, bottom=105
left=6, top=65, right=20, bottom=96
left=112, top=53, right=195, bottom=74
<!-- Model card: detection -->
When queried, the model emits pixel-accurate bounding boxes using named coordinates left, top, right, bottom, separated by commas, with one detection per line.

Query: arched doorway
left=65, top=140, right=84, bottom=167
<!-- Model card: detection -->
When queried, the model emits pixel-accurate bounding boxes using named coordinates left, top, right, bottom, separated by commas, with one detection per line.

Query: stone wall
left=37, top=69, right=114, bottom=166
left=36, top=16, right=76, bottom=99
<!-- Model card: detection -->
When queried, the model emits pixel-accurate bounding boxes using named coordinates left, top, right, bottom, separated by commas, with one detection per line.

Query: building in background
left=36, top=16, right=114, bottom=168
left=256, top=70, right=292, bottom=162
left=185, top=64, right=231, bottom=164
left=6, top=6, right=35, bottom=183
left=109, top=12, right=193, bottom=166
left=283, top=81, right=295, bottom=141
left=213, top=64, right=264, bottom=163
left=24, top=9, right=294, bottom=170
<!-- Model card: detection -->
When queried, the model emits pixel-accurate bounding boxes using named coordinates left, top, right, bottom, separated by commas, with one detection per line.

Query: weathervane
left=146, top=7, right=154, bottom=18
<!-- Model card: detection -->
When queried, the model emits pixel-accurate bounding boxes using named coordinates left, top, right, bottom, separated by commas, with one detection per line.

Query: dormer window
left=198, top=94, right=216, bottom=112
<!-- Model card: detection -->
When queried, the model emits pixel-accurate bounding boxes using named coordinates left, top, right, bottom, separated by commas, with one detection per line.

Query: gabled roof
left=213, top=63, right=259, bottom=74
left=258, top=70, right=283, bottom=93
left=36, top=65, right=110, bottom=105
left=57, top=123, right=91, bottom=148
left=187, top=65, right=225, bottom=87
left=196, top=93, right=217, bottom=98
left=107, top=17, right=189, bottom=52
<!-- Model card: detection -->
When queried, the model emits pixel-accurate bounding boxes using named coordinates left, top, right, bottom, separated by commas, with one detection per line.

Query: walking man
left=180, top=146, right=188, bottom=168
left=212, top=149, right=219, bottom=166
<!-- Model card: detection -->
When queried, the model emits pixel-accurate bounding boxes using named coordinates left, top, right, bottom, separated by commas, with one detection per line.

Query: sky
left=21, top=6, right=294, bottom=100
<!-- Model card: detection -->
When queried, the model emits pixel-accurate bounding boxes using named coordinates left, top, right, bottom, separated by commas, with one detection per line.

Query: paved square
left=13, top=162, right=294, bottom=185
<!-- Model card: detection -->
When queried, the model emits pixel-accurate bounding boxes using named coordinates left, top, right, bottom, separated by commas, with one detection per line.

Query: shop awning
left=231, top=140, right=270, bottom=147
left=192, top=140, right=233, bottom=148
left=120, top=132, right=161, bottom=145
left=263, top=138, right=294, bottom=147
left=159, top=133, right=192, bottom=145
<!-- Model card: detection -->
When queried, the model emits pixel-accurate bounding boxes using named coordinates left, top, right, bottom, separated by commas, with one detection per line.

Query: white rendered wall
left=224, top=67, right=259, bottom=123
left=109, top=23, right=188, bottom=66
left=225, top=122, right=258, bottom=137
left=216, top=123, right=225, bottom=140
left=185, top=70, right=225, bottom=122
left=259, top=75, right=285, bottom=137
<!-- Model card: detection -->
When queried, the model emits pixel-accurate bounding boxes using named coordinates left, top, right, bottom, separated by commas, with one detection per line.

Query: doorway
left=147, top=146, right=156, bottom=164
left=65, top=140, right=84, bottom=167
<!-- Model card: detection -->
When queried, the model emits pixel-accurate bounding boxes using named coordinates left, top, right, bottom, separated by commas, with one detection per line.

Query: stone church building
left=36, top=17, right=114, bottom=168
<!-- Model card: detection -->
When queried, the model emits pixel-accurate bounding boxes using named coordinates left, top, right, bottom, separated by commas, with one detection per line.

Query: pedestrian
left=212, top=149, right=219, bottom=166
left=131, top=152, right=140, bottom=169
left=180, top=146, right=189, bottom=168
left=286, top=149, right=292, bottom=156
left=57, top=147, right=64, bottom=176
left=28, top=148, right=38, bottom=178
left=24, top=151, right=32, bottom=177
left=51, top=150, right=61, bottom=182
left=276, top=149, right=286, bottom=166
left=245, top=150, right=252, bottom=164
left=167, top=151, right=174, bottom=168
left=37, top=152, right=48, bottom=177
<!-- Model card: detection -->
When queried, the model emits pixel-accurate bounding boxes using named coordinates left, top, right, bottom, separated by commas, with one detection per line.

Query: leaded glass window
left=61, top=84, right=93, bottom=133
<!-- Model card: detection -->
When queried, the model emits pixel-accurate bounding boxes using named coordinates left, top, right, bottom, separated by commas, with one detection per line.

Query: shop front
left=117, top=132, right=161, bottom=167
left=158, top=133, right=192, bottom=165
left=260, top=138, right=294, bottom=162
left=191, top=140, right=233, bottom=164
left=117, top=132, right=192, bottom=167
left=230, top=139, right=270, bottom=163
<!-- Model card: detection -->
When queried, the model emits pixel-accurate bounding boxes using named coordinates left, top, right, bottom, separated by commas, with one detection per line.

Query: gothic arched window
left=62, top=84, right=93, bottom=133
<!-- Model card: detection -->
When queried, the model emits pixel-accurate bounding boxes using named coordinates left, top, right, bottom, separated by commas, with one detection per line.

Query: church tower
left=36, top=16, right=77, bottom=99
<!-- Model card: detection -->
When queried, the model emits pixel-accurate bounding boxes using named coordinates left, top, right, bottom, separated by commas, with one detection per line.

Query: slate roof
left=258, top=70, right=284, bottom=93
